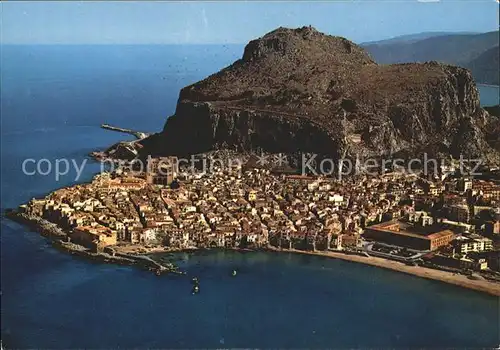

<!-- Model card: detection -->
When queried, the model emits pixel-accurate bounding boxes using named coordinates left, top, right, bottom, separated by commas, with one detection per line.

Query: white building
left=408, top=211, right=433, bottom=226
left=454, top=236, right=493, bottom=254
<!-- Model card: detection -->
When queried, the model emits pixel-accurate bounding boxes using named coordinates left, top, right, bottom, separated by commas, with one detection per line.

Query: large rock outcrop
left=141, top=26, right=499, bottom=163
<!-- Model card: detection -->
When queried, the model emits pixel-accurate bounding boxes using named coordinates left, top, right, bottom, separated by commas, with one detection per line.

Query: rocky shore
left=4, top=210, right=183, bottom=275
left=5, top=209, right=500, bottom=296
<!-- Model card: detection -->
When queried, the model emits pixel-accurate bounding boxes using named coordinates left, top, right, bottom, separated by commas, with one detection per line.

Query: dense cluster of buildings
left=22, top=156, right=500, bottom=273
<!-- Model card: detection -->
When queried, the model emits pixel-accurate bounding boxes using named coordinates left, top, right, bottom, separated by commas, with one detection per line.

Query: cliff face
left=140, top=26, right=499, bottom=163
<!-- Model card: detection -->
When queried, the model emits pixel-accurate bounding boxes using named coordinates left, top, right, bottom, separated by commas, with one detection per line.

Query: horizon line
left=2, top=29, right=498, bottom=46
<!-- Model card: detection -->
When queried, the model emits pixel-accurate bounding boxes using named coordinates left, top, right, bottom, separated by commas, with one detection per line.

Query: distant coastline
left=477, top=83, right=500, bottom=88
left=477, top=83, right=499, bottom=107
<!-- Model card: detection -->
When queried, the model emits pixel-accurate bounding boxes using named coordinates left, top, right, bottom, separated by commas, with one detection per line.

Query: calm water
left=1, top=45, right=499, bottom=348
left=478, top=84, right=500, bottom=107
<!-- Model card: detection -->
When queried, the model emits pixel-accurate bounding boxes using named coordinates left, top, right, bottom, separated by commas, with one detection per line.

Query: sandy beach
left=10, top=209, right=499, bottom=298
left=133, top=244, right=500, bottom=297
left=278, top=248, right=500, bottom=297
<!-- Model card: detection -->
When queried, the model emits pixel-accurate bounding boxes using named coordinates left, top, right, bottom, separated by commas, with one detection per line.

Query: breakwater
left=101, top=124, right=150, bottom=140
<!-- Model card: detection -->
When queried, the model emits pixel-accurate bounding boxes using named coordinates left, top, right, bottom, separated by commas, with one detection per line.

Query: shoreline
left=5, top=210, right=500, bottom=297
left=4, top=210, right=184, bottom=276
left=144, top=245, right=500, bottom=297
left=276, top=248, right=500, bottom=297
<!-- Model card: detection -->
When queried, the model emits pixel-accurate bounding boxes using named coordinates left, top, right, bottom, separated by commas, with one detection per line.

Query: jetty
left=101, top=124, right=150, bottom=140
left=114, top=252, right=185, bottom=275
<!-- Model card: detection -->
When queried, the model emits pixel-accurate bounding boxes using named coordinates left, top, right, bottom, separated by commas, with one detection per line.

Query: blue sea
left=478, top=84, right=500, bottom=107
left=1, top=45, right=499, bottom=348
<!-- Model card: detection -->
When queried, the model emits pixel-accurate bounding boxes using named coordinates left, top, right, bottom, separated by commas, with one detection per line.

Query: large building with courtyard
left=364, top=221, right=455, bottom=251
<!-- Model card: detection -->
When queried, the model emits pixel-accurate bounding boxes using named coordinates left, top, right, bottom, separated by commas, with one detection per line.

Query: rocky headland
left=138, top=26, right=499, bottom=164
left=7, top=28, right=500, bottom=297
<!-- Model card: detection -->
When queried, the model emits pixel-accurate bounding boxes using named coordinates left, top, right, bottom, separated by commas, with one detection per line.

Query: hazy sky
left=1, top=1, right=499, bottom=45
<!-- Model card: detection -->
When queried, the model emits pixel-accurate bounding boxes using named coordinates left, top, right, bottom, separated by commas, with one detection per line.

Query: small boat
left=231, top=270, right=237, bottom=277
left=192, top=285, right=200, bottom=294
left=191, top=277, right=199, bottom=285
left=155, top=270, right=161, bottom=276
